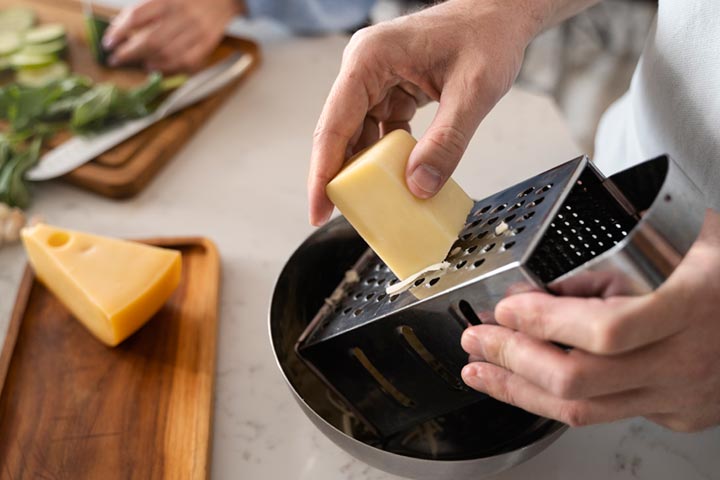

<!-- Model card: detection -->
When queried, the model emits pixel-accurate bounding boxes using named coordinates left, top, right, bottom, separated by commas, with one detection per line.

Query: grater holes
left=502, top=241, right=516, bottom=251
left=487, top=216, right=499, bottom=225
left=413, top=277, right=426, bottom=287
left=508, top=200, right=525, bottom=212
left=351, top=347, right=415, bottom=408
left=398, top=326, right=466, bottom=391
left=538, top=183, right=553, bottom=194
left=472, top=258, right=486, bottom=268
left=492, top=203, right=508, bottom=213
left=376, top=293, right=386, bottom=302
left=465, top=245, right=478, bottom=254
left=482, top=242, right=496, bottom=253
left=456, top=260, right=467, bottom=269
left=512, top=226, right=526, bottom=235
left=480, top=204, right=492, bottom=214
left=504, top=213, right=517, bottom=223
left=476, top=230, right=489, bottom=240
left=461, top=232, right=473, bottom=241
left=517, top=187, right=535, bottom=198
left=365, top=293, right=375, bottom=301
left=428, top=277, right=440, bottom=287
left=353, top=308, right=364, bottom=316
left=516, top=211, right=536, bottom=223
left=458, top=300, right=481, bottom=326
left=389, top=294, right=400, bottom=302
left=527, top=196, right=545, bottom=208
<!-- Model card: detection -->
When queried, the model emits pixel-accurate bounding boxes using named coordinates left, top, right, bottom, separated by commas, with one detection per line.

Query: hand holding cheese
left=21, top=224, right=181, bottom=346
left=326, top=130, right=473, bottom=280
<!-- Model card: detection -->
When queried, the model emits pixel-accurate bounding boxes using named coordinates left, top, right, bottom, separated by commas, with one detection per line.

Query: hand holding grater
left=295, top=154, right=705, bottom=439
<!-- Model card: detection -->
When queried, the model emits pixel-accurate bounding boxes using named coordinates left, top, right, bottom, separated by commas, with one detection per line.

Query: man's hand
left=461, top=209, right=720, bottom=432
left=307, top=0, right=543, bottom=225
left=103, top=0, right=242, bottom=73
left=307, top=0, right=600, bottom=226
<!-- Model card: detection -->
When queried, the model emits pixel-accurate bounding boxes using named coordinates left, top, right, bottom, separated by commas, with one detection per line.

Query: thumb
left=405, top=83, right=489, bottom=198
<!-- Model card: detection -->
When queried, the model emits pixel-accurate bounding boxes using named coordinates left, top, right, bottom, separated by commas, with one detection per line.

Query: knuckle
left=560, top=402, right=591, bottom=427
left=425, top=125, right=468, bottom=160
left=590, top=311, right=625, bottom=354
left=549, top=363, right=583, bottom=399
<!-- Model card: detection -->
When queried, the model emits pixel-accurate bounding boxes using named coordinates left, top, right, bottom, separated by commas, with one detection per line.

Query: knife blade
left=26, top=52, right=254, bottom=181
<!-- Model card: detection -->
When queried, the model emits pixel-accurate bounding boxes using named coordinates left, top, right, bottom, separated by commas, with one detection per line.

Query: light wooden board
left=0, top=237, right=220, bottom=480
left=0, top=0, right=260, bottom=198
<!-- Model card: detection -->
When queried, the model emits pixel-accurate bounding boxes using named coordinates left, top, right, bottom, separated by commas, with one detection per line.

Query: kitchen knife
left=26, top=52, right=253, bottom=181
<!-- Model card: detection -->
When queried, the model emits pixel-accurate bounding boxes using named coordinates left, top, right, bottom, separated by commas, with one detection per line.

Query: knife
left=26, top=52, right=254, bottom=181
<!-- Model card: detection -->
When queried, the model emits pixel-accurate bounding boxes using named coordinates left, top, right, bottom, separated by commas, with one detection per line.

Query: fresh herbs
left=0, top=72, right=181, bottom=207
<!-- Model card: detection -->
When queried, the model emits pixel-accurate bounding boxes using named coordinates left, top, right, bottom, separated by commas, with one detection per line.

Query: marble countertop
left=1, top=35, right=719, bottom=480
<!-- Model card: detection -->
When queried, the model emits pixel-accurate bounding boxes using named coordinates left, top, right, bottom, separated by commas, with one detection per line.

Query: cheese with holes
left=21, top=224, right=181, bottom=346
left=326, top=130, right=473, bottom=280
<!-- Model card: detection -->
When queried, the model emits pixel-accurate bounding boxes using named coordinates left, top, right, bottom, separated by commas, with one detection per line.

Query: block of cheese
left=326, top=130, right=474, bottom=280
left=21, top=224, right=182, bottom=347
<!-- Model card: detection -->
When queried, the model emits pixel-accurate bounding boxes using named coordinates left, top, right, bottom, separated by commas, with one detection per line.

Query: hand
left=307, top=0, right=545, bottom=225
left=103, top=0, right=242, bottom=73
left=461, top=209, right=720, bottom=432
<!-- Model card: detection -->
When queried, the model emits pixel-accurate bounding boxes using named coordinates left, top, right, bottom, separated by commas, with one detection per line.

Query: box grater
left=295, top=154, right=704, bottom=439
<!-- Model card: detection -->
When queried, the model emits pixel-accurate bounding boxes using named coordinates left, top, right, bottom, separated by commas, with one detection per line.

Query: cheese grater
left=294, top=154, right=704, bottom=439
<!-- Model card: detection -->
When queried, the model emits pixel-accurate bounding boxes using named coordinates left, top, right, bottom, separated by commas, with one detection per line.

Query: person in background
left=308, top=0, right=720, bottom=432
left=102, top=0, right=376, bottom=72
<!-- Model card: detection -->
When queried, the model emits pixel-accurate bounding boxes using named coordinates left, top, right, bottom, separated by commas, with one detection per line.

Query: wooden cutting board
left=0, top=237, right=220, bottom=480
left=0, top=0, right=260, bottom=198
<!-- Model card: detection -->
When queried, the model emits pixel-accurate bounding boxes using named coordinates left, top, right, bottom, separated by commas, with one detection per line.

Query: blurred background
left=103, top=0, right=658, bottom=155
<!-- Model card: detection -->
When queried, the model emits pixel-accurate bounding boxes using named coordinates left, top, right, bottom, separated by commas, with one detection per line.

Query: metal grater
left=295, top=154, right=704, bottom=439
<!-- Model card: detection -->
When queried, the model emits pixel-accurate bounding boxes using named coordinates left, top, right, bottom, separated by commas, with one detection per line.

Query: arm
left=308, top=0, right=601, bottom=225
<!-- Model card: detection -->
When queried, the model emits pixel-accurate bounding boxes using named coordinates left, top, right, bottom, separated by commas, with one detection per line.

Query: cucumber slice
left=16, top=61, right=69, bottom=87
left=0, top=32, right=22, bottom=56
left=24, top=24, right=66, bottom=45
left=0, top=7, right=36, bottom=33
left=9, top=53, right=57, bottom=69
left=20, top=39, right=67, bottom=56
left=85, top=14, right=111, bottom=66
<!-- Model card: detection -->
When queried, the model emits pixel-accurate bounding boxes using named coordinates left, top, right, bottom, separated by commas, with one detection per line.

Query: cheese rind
left=326, top=130, right=473, bottom=280
left=21, top=224, right=181, bottom=346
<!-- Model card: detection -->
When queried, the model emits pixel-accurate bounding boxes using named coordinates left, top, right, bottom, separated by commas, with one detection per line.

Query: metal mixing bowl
left=269, top=217, right=567, bottom=479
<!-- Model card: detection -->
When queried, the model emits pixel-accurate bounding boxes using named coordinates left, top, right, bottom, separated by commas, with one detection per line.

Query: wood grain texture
left=0, top=237, right=220, bottom=480
left=0, top=0, right=261, bottom=198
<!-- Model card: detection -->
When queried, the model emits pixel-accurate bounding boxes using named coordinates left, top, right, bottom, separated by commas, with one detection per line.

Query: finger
left=462, top=362, right=669, bottom=427
left=646, top=408, right=720, bottom=433
left=148, top=28, right=212, bottom=73
left=104, top=0, right=167, bottom=50
left=110, top=15, right=190, bottom=67
left=308, top=68, right=372, bottom=226
left=461, top=324, right=661, bottom=399
left=495, top=291, right=685, bottom=355
left=405, top=74, right=495, bottom=198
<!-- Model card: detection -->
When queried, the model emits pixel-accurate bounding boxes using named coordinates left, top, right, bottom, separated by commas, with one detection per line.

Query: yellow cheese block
left=326, top=130, right=474, bottom=280
left=21, top=224, right=182, bottom=347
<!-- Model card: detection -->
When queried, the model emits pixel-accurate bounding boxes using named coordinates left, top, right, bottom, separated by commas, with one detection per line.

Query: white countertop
left=1, top=35, right=719, bottom=480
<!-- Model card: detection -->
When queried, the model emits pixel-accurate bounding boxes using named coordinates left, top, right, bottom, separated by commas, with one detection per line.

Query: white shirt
left=594, top=0, right=720, bottom=211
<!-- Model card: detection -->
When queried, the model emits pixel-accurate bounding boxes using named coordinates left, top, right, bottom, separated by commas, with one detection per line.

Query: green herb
left=0, top=73, right=179, bottom=207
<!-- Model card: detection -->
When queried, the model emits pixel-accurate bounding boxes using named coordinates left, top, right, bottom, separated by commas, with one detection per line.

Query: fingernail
left=461, top=364, right=483, bottom=389
left=409, top=164, right=442, bottom=196
left=102, top=35, right=115, bottom=49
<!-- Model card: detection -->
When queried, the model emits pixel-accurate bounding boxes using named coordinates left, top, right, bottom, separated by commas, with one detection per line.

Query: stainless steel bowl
left=269, top=217, right=567, bottom=479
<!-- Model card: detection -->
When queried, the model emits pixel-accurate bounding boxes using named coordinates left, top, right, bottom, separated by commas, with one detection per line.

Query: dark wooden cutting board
left=0, top=237, right=220, bottom=480
left=0, top=0, right=260, bottom=198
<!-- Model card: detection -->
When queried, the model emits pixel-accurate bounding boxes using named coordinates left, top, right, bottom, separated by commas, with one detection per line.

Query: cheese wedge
left=21, top=224, right=181, bottom=346
left=326, top=130, right=473, bottom=280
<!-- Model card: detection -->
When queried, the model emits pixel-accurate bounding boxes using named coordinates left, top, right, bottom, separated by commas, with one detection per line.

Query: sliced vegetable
left=160, top=74, right=188, bottom=91
left=16, top=61, right=70, bottom=88
left=20, top=39, right=67, bottom=56
left=0, top=8, right=36, bottom=34
left=0, top=32, right=22, bottom=56
left=23, top=24, right=66, bottom=45
left=85, top=14, right=111, bottom=66
left=9, top=52, right=57, bottom=69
